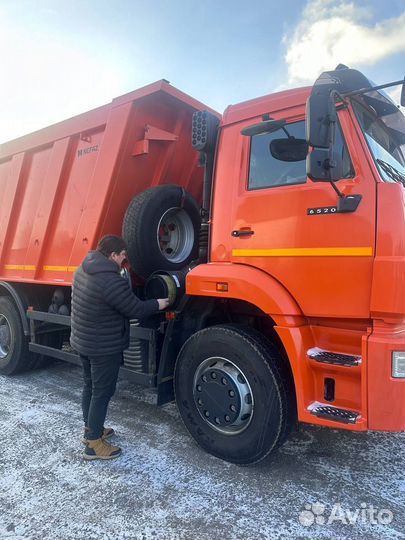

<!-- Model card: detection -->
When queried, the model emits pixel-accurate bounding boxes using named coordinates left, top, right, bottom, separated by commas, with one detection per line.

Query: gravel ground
left=0, top=360, right=404, bottom=540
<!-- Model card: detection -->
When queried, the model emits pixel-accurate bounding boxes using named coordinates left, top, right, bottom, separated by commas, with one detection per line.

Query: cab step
left=307, top=348, right=361, bottom=367
left=309, top=403, right=360, bottom=424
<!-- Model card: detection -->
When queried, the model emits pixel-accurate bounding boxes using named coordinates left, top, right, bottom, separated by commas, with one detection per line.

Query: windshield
left=352, top=92, right=405, bottom=186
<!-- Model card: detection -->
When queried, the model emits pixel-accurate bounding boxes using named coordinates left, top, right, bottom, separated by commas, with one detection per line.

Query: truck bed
left=0, top=81, right=217, bottom=285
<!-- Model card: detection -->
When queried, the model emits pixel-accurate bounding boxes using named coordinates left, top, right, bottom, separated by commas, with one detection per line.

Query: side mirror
left=270, top=138, right=308, bottom=162
left=307, top=148, right=343, bottom=182
left=306, top=92, right=337, bottom=148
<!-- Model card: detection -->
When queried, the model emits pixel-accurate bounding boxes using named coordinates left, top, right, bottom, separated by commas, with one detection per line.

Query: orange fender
left=186, top=262, right=305, bottom=327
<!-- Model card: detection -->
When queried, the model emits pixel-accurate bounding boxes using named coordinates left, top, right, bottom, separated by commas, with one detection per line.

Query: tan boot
left=83, top=438, right=122, bottom=460
left=82, top=426, right=115, bottom=444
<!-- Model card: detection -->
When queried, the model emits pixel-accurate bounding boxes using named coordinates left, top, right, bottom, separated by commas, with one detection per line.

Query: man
left=70, top=235, right=169, bottom=460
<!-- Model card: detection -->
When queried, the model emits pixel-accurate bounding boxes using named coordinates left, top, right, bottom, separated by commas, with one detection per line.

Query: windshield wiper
left=376, top=158, right=405, bottom=187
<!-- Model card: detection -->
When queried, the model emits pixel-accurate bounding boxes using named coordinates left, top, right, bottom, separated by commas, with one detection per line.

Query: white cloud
left=284, top=0, right=405, bottom=85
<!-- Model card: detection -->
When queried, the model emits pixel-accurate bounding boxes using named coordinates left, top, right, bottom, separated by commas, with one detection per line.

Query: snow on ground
left=0, top=361, right=404, bottom=540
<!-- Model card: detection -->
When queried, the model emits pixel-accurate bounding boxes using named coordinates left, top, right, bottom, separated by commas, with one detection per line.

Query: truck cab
left=187, top=66, right=405, bottom=442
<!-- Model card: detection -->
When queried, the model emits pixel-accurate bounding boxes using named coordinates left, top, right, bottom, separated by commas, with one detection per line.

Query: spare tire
left=123, top=185, right=200, bottom=278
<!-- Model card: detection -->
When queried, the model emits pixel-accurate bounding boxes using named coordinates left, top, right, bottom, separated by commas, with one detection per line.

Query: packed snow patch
left=0, top=361, right=404, bottom=540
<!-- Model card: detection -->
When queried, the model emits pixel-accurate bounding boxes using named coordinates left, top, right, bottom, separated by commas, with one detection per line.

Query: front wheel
left=174, top=324, right=296, bottom=465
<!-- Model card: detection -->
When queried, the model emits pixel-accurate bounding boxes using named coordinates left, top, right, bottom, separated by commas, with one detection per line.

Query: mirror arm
left=342, top=79, right=404, bottom=99
left=327, top=162, right=362, bottom=214
left=323, top=117, right=346, bottom=202
left=281, top=126, right=291, bottom=138
left=329, top=179, right=344, bottom=198
left=330, top=89, right=347, bottom=106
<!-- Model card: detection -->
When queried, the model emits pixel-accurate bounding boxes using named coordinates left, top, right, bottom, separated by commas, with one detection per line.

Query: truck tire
left=174, top=324, right=296, bottom=465
left=123, top=185, right=200, bottom=278
left=0, top=297, right=30, bottom=375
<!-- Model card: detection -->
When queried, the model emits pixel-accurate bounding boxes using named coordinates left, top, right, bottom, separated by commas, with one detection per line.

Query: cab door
left=222, top=109, right=376, bottom=318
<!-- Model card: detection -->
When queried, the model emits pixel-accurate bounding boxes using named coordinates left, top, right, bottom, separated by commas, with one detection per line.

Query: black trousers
left=80, top=352, right=122, bottom=440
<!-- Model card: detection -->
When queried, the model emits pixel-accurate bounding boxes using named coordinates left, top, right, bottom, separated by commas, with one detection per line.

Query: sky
left=0, top=0, right=404, bottom=143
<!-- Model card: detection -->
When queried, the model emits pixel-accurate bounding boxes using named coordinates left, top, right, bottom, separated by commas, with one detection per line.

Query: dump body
left=0, top=81, right=214, bottom=285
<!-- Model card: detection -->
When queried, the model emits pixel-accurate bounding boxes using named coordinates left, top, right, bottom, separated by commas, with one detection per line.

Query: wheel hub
left=193, top=357, right=253, bottom=434
left=0, top=314, right=11, bottom=359
left=157, top=207, right=194, bottom=263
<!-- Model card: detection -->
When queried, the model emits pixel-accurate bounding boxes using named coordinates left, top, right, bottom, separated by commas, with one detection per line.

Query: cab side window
left=248, top=119, right=353, bottom=190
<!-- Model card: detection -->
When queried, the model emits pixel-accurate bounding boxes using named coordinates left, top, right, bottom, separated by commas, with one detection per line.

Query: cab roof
left=222, top=86, right=311, bottom=127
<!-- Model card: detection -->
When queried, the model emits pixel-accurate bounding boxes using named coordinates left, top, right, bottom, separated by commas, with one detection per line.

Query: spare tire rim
left=193, top=356, right=254, bottom=435
left=157, top=207, right=195, bottom=263
left=0, top=314, right=12, bottom=359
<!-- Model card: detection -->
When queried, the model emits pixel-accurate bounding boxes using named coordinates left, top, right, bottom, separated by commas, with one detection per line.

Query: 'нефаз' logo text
left=78, top=145, right=99, bottom=158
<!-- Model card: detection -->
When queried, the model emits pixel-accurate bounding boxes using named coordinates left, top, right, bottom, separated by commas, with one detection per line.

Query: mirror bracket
left=337, top=194, right=362, bottom=213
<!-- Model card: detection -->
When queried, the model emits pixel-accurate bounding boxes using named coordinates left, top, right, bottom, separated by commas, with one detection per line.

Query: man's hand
left=157, top=298, right=170, bottom=310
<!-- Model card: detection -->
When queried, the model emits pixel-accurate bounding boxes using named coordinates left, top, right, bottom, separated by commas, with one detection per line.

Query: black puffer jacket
left=70, top=251, right=158, bottom=356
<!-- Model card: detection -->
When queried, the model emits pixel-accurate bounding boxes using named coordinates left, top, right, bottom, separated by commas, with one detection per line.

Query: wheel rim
left=0, top=314, right=12, bottom=359
left=193, top=356, right=254, bottom=435
left=157, top=207, right=195, bottom=263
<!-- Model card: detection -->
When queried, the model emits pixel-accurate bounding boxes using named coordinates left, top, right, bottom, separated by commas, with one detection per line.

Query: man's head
left=96, top=235, right=128, bottom=268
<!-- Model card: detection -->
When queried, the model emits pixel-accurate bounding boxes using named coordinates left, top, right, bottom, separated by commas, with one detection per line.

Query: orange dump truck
left=1, top=65, right=404, bottom=465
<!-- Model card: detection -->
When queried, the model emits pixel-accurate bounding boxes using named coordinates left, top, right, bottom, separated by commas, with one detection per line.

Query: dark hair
left=96, top=235, right=127, bottom=258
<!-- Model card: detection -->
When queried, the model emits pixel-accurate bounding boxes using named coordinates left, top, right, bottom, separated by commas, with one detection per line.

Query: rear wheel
left=174, top=324, right=296, bottom=465
left=0, top=297, right=29, bottom=375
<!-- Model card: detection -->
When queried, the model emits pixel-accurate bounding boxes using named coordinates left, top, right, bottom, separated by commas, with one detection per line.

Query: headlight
left=392, top=352, right=405, bottom=378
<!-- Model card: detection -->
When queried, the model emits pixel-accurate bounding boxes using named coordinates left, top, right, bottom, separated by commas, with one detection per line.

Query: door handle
left=232, top=229, right=255, bottom=237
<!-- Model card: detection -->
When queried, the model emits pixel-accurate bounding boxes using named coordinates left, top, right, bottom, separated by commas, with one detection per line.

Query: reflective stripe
left=232, top=247, right=373, bottom=257
left=4, top=264, right=36, bottom=270
left=43, top=266, right=78, bottom=272
left=3, top=264, right=78, bottom=272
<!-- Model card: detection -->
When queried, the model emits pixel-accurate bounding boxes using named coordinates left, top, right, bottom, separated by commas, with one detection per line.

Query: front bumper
left=367, top=323, right=405, bottom=431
